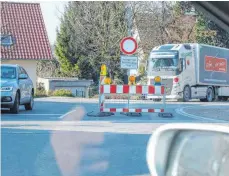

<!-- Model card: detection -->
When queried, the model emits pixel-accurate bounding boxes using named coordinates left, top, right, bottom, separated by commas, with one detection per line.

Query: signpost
left=120, top=37, right=138, bottom=111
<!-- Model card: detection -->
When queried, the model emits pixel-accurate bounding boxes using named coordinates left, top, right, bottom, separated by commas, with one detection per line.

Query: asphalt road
left=1, top=98, right=229, bottom=176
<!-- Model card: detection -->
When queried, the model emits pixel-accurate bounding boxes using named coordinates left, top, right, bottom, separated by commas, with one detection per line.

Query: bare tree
left=130, top=2, right=196, bottom=54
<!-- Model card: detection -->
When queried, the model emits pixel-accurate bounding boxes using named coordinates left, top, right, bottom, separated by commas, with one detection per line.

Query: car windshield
left=1, top=66, right=16, bottom=79
left=1, top=1, right=229, bottom=176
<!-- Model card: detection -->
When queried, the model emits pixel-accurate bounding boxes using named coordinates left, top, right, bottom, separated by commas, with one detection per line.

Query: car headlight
left=1, top=87, right=13, bottom=91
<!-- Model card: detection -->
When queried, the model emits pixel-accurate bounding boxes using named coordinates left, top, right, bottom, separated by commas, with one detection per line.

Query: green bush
left=35, top=89, right=47, bottom=98
left=51, top=89, right=73, bottom=97
left=92, top=94, right=99, bottom=99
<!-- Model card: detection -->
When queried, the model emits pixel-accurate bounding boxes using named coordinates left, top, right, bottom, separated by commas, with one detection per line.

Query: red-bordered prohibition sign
left=120, top=37, right=138, bottom=55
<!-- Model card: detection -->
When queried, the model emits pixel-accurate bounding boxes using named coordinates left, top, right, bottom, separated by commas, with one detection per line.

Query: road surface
left=1, top=98, right=229, bottom=176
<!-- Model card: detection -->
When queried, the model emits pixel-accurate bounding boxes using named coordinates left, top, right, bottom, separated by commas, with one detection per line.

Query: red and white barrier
left=100, top=108, right=164, bottom=113
left=99, top=84, right=166, bottom=115
left=100, top=85, right=164, bottom=95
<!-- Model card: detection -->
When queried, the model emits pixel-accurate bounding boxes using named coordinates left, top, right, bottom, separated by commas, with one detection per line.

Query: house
left=1, top=2, right=53, bottom=87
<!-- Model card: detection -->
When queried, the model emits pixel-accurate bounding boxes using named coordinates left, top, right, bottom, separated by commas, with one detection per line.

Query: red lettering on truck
left=205, top=56, right=227, bottom=73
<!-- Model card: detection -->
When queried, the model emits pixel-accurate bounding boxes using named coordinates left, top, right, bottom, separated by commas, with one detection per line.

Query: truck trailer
left=146, top=43, right=229, bottom=102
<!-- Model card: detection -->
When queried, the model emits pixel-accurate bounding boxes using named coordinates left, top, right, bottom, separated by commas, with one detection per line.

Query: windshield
left=1, top=1, right=229, bottom=176
left=148, top=52, right=179, bottom=74
left=151, top=57, right=178, bottom=68
left=1, top=66, right=16, bottom=79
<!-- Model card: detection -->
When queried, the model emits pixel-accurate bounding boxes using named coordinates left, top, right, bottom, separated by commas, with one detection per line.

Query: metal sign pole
left=127, top=69, right=130, bottom=110
left=98, top=76, right=101, bottom=110
left=163, top=90, right=166, bottom=111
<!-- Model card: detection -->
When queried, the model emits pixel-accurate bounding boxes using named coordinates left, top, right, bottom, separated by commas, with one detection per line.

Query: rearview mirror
left=178, top=58, right=183, bottom=72
left=19, top=73, right=28, bottom=79
left=146, top=124, right=229, bottom=176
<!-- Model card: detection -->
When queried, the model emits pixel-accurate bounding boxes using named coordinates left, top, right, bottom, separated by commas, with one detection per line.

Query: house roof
left=1, top=2, right=53, bottom=60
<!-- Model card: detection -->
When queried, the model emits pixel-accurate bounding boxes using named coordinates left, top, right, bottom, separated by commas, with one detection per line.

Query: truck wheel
left=10, top=92, right=19, bottom=114
left=206, top=87, right=215, bottom=102
left=25, top=92, right=34, bottom=110
left=219, top=97, right=228, bottom=101
left=153, top=98, right=162, bottom=102
left=183, top=86, right=191, bottom=102
left=200, top=98, right=207, bottom=102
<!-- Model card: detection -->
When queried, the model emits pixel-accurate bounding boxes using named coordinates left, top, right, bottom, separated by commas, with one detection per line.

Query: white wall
left=1, top=60, right=37, bottom=88
left=37, top=77, right=50, bottom=92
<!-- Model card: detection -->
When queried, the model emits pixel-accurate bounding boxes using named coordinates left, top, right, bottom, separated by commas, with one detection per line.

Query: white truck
left=146, top=43, right=229, bottom=102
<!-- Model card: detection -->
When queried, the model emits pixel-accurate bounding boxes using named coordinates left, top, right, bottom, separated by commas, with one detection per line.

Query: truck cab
left=147, top=44, right=195, bottom=100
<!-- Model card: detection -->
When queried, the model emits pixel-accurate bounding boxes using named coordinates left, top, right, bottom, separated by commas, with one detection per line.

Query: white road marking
left=1, top=131, right=35, bottom=134
left=175, top=106, right=228, bottom=123
left=58, top=109, right=78, bottom=119
left=1, top=121, right=113, bottom=125
left=1, top=114, right=63, bottom=116
left=1, top=126, right=158, bottom=134
left=1, top=122, right=164, bottom=134
left=201, top=103, right=229, bottom=106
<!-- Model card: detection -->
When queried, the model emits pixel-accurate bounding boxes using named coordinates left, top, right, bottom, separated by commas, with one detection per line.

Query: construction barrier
left=99, top=84, right=166, bottom=115
left=87, top=64, right=172, bottom=117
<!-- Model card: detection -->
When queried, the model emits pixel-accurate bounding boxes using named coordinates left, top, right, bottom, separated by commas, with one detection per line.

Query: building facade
left=1, top=2, right=53, bottom=87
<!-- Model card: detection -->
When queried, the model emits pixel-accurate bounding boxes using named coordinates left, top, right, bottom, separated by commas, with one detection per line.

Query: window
left=1, top=35, right=13, bottom=46
left=1, top=66, right=16, bottom=79
left=19, top=67, right=28, bottom=78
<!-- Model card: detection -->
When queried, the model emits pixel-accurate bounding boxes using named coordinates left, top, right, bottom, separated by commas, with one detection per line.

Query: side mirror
left=178, top=58, right=183, bottom=72
left=19, top=73, right=28, bottom=79
left=146, top=124, right=229, bottom=176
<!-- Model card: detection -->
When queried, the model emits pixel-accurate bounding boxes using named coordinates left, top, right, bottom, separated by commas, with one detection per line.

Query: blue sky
left=40, top=2, right=67, bottom=45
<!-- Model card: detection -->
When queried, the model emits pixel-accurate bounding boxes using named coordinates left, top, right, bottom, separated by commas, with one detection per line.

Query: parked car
left=1, top=64, right=34, bottom=113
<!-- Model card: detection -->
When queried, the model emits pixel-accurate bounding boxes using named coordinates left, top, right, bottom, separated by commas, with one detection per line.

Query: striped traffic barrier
left=99, top=84, right=166, bottom=116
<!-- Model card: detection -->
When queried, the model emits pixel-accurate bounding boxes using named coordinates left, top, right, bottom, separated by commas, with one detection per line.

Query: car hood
left=0, top=79, right=17, bottom=87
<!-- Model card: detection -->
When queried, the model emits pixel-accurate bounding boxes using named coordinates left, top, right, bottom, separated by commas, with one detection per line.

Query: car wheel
left=25, top=92, right=34, bottom=110
left=10, top=92, right=19, bottom=114
left=183, top=86, right=191, bottom=102
left=206, top=87, right=215, bottom=102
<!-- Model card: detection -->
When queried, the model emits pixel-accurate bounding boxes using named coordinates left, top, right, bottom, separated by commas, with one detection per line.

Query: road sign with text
left=121, top=55, right=138, bottom=69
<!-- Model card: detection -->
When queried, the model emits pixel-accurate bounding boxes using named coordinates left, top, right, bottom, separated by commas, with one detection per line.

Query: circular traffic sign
left=120, top=37, right=138, bottom=55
